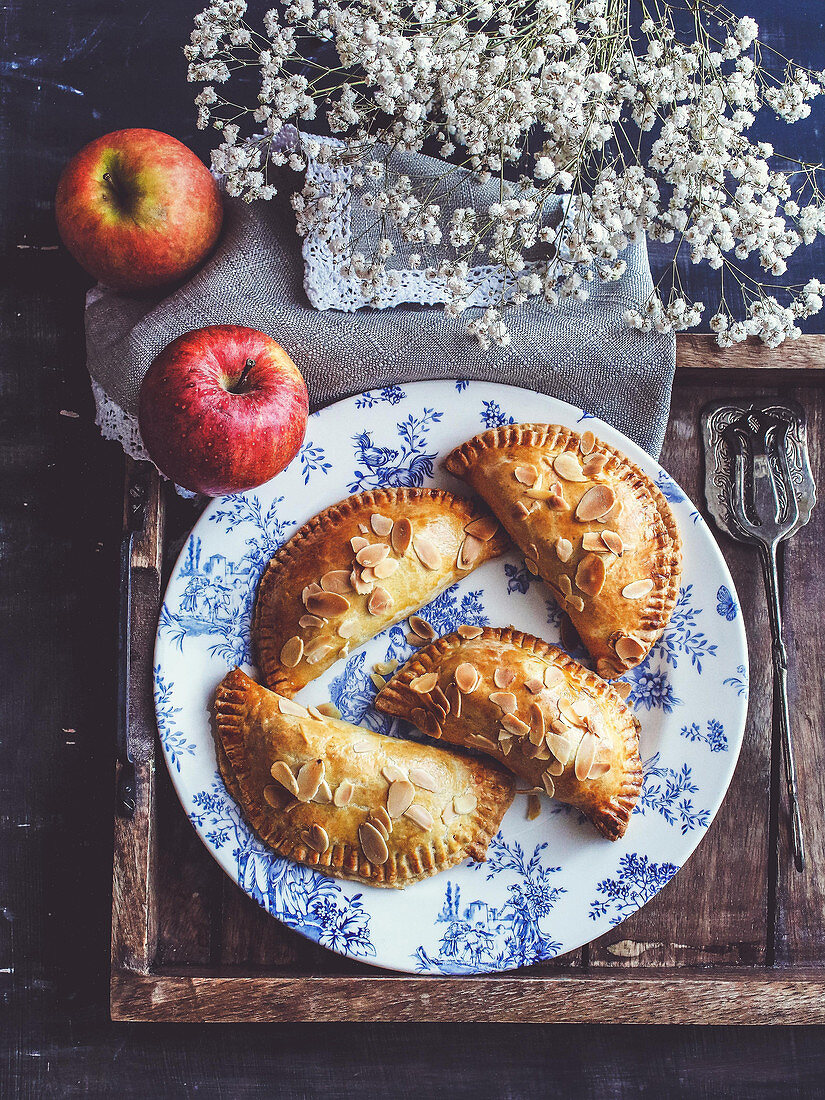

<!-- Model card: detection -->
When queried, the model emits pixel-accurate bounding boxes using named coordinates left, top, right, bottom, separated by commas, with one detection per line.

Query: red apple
left=55, top=128, right=223, bottom=293
left=138, top=326, right=309, bottom=496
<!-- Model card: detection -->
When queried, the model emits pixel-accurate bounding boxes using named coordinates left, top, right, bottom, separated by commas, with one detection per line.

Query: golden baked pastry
left=214, top=668, right=515, bottom=888
left=253, top=486, right=506, bottom=695
left=444, top=424, right=682, bottom=677
left=375, top=627, right=642, bottom=840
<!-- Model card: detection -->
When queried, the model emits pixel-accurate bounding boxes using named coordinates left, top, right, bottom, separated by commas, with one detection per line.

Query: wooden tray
left=111, top=336, right=825, bottom=1023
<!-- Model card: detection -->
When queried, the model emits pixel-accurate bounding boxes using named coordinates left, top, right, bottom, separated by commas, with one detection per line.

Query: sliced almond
left=582, top=532, right=608, bottom=552
left=502, top=712, right=530, bottom=737
left=317, top=702, right=342, bottom=719
left=280, top=635, right=304, bottom=668
left=352, top=738, right=372, bottom=753
left=356, top=543, right=389, bottom=568
left=373, top=557, right=398, bottom=580
left=321, top=569, right=352, bottom=594
left=445, top=681, right=462, bottom=718
left=614, top=634, right=647, bottom=662
left=350, top=569, right=374, bottom=595
left=305, top=641, right=334, bottom=666
left=302, top=582, right=323, bottom=605
left=306, top=591, right=350, bottom=618
left=409, top=615, right=435, bottom=641
left=622, top=579, right=654, bottom=600
left=525, top=557, right=540, bottom=576
left=411, top=672, right=439, bottom=694
left=588, top=760, right=612, bottom=780
left=575, top=484, right=616, bottom=522
left=371, top=806, right=392, bottom=838
left=465, top=515, right=499, bottom=541
left=457, top=624, right=483, bottom=640
left=453, top=791, right=478, bottom=815
left=574, top=731, right=599, bottom=782
left=546, top=732, right=573, bottom=764
left=278, top=696, right=309, bottom=718
left=305, top=824, right=329, bottom=854
left=367, top=586, right=394, bottom=616
left=442, top=805, right=458, bottom=825
left=524, top=677, right=544, bottom=694
left=307, top=705, right=325, bottom=721
left=313, top=780, right=332, bottom=803
left=527, top=793, right=542, bottom=820
left=411, top=707, right=428, bottom=730
left=431, top=684, right=451, bottom=715
left=582, top=453, right=608, bottom=477
left=387, top=779, right=416, bottom=819
left=489, top=691, right=517, bottom=714
left=299, top=614, right=324, bottom=630
left=571, top=695, right=593, bottom=719
left=270, top=760, right=299, bottom=797
left=472, top=734, right=499, bottom=753
left=359, top=822, right=389, bottom=865
left=601, top=530, right=624, bottom=556
left=391, top=517, right=413, bottom=555
left=454, top=663, right=479, bottom=694
left=559, top=699, right=587, bottom=728
left=514, top=463, right=539, bottom=486
left=547, top=488, right=568, bottom=510
left=553, top=452, right=588, bottom=482
left=580, top=429, right=596, bottom=455
left=420, top=711, right=443, bottom=740
left=263, top=784, right=287, bottom=809
left=458, top=535, right=485, bottom=570
left=333, top=779, right=354, bottom=806
left=541, top=771, right=556, bottom=798
left=494, top=668, right=516, bottom=689
left=350, top=536, right=369, bottom=553
left=568, top=594, right=585, bottom=613
left=543, top=665, right=565, bottom=689
left=515, top=501, right=531, bottom=517
left=529, top=702, right=546, bottom=745
left=296, top=759, right=325, bottom=802
left=558, top=574, right=573, bottom=598
left=614, top=680, right=633, bottom=701
left=413, top=535, right=441, bottom=571
left=409, top=766, right=439, bottom=792
left=555, top=537, right=573, bottom=562
left=546, top=757, right=565, bottom=776
left=405, top=803, right=435, bottom=830
left=369, top=672, right=387, bottom=690
left=575, top=552, right=606, bottom=597
left=371, top=513, right=393, bottom=536
left=337, top=618, right=358, bottom=639
left=380, top=764, right=405, bottom=784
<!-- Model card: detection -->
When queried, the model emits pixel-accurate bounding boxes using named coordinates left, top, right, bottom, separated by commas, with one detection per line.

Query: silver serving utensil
left=702, top=400, right=816, bottom=873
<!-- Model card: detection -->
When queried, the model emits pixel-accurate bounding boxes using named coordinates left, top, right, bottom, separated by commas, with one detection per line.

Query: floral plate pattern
left=154, top=381, right=748, bottom=975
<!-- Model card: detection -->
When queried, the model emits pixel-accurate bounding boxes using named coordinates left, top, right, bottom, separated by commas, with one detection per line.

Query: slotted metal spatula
left=702, top=399, right=816, bottom=872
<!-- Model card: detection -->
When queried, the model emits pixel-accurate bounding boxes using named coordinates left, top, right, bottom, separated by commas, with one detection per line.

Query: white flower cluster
left=187, top=0, right=825, bottom=347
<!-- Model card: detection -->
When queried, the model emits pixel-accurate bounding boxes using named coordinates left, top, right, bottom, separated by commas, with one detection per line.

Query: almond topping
left=489, top=691, right=518, bottom=714
left=373, top=557, right=398, bottom=580
left=296, top=759, right=325, bottom=802
left=413, top=535, right=441, bottom=571
left=582, top=453, right=608, bottom=478
left=523, top=488, right=554, bottom=500
left=515, top=501, right=531, bottom=517
left=555, top=537, right=573, bottom=562
left=338, top=618, right=358, bottom=638
left=541, top=771, right=556, bottom=798
left=454, top=663, right=479, bottom=694
left=304, top=641, right=334, bottom=666
left=350, top=569, right=374, bottom=595
left=622, top=579, right=654, bottom=600
left=494, top=668, right=516, bottom=689
left=442, top=806, right=457, bottom=825
left=359, top=822, right=389, bottom=865
left=263, top=784, right=286, bottom=809
left=280, top=636, right=304, bottom=667
left=299, top=614, right=324, bottom=630
left=614, top=635, right=647, bottom=662
left=614, top=680, right=633, bottom=701
left=352, top=738, right=372, bottom=753
left=453, top=792, right=477, bottom=815
left=334, top=779, right=354, bottom=806
left=571, top=695, right=592, bottom=719
left=409, top=615, right=435, bottom=641
left=543, top=665, right=565, bottom=689
left=575, top=552, right=606, bottom=597
left=547, top=489, right=568, bottom=510
left=529, top=702, right=546, bottom=745
left=582, top=532, right=608, bottom=552
left=278, top=696, right=309, bottom=718
left=546, top=732, right=573, bottom=764
left=525, top=557, right=540, bottom=576
left=367, top=586, right=394, bottom=615
left=370, top=672, right=387, bottom=689
left=514, top=463, right=539, bottom=486
left=502, top=713, right=530, bottom=737
left=601, top=530, right=624, bottom=556
left=387, top=779, right=416, bottom=819
left=391, top=517, right=413, bottom=555
left=306, top=591, right=350, bottom=618
left=356, top=543, right=389, bottom=568
left=553, top=452, right=588, bottom=482
left=445, top=681, right=462, bottom=719
left=371, top=806, right=392, bottom=838
left=568, top=594, right=585, bottom=613
left=321, top=569, right=352, bottom=594
left=302, top=582, right=323, bottom=604
left=411, top=672, right=439, bottom=694
left=409, top=766, right=439, bottom=792
left=458, top=534, right=485, bottom=570
left=524, top=677, right=544, bottom=694
left=559, top=699, right=587, bottom=728
left=350, top=536, right=369, bottom=553
left=411, top=707, right=428, bottom=730
left=588, top=760, right=612, bottom=780
left=307, top=705, right=325, bottom=721
left=546, top=758, right=565, bottom=776
left=314, top=780, right=332, bottom=803
left=431, top=684, right=451, bottom=715
left=270, top=760, right=299, bottom=796
left=317, top=702, right=342, bottom=719
left=381, top=764, right=406, bottom=783
left=574, top=731, right=599, bottom=782
left=405, top=803, right=434, bottom=830
left=527, top=793, right=542, bottom=820
left=371, top=513, right=393, bottom=536
left=580, top=430, right=596, bottom=455
left=575, top=484, right=616, bottom=522
left=306, top=825, right=329, bottom=854
left=457, top=624, right=483, bottom=640
left=464, top=515, right=499, bottom=541
left=558, top=574, right=573, bottom=598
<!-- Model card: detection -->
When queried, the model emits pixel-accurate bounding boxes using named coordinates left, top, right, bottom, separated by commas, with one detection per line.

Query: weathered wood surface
left=676, top=335, right=825, bottom=372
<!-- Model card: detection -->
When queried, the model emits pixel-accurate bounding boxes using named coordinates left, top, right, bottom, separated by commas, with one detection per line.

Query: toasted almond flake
left=465, top=515, right=499, bottom=541
left=559, top=699, right=587, bottom=728
left=445, top=682, right=462, bottom=718
left=544, top=665, right=565, bottom=689
left=622, top=578, right=655, bottom=600
left=457, top=623, right=483, bottom=640
left=374, top=659, right=399, bottom=676
left=337, top=618, right=358, bottom=639
left=405, top=803, right=434, bottom=830
left=307, top=705, right=325, bottom=721
left=525, top=557, right=540, bottom=576
left=314, top=780, right=333, bottom=803
left=601, top=530, right=624, bottom=556
left=391, top=517, right=413, bottom=555
left=387, top=779, right=416, bottom=819
left=494, top=668, right=516, bottom=689
left=582, top=532, right=607, bottom=552
left=529, top=702, right=546, bottom=745
left=350, top=536, right=369, bottom=554
left=454, top=663, right=479, bottom=694
left=575, top=552, right=606, bottom=597
left=411, top=672, right=439, bottom=694
left=306, top=591, right=350, bottom=618
left=305, top=642, right=334, bottom=666
left=413, top=535, right=441, bottom=571
left=442, top=805, right=457, bottom=824
left=358, top=523, right=369, bottom=534
left=580, top=430, right=596, bottom=455
left=317, top=702, right=342, bottom=719
left=547, top=490, right=568, bottom=510
left=524, top=676, right=544, bottom=694
left=373, top=557, right=398, bottom=580
left=453, top=791, right=478, bottom=815
left=558, top=573, right=573, bottom=598
left=371, top=513, right=393, bottom=536
left=514, top=463, right=538, bottom=486
left=333, top=779, right=354, bottom=806
left=409, top=766, right=439, bottom=792
left=406, top=631, right=428, bottom=647
left=553, top=452, right=588, bottom=482
left=471, top=734, right=499, bottom=753
left=409, top=615, right=435, bottom=641
left=546, top=732, right=573, bottom=764
left=411, top=707, right=428, bottom=730
left=359, top=566, right=375, bottom=583
left=356, top=543, right=389, bottom=568
left=350, top=569, right=374, bottom=595
left=299, top=614, right=324, bottom=630
left=575, top=484, right=616, bottom=522
left=527, top=793, right=542, bottom=820
left=352, top=738, right=372, bottom=753
left=524, top=488, right=553, bottom=500
left=321, top=569, right=352, bottom=594
left=502, top=712, right=530, bottom=737
left=270, top=760, right=299, bottom=796
left=263, top=784, right=285, bottom=809
left=555, top=536, right=573, bottom=562
left=458, top=534, right=485, bottom=570
left=431, top=684, right=451, bottom=715
left=603, top=498, right=624, bottom=522
left=371, top=806, right=393, bottom=837
left=568, top=594, right=585, bottom=613
left=306, top=824, right=329, bottom=853
left=367, top=586, right=394, bottom=616
left=489, top=691, right=517, bottom=714
left=588, top=760, right=612, bottom=780
left=280, top=635, right=304, bottom=668
left=296, top=759, right=325, bottom=802
left=574, top=731, right=599, bottom=782
left=380, top=764, right=404, bottom=784
left=614, top=634, right=647, bottom=662
left=543, top=770, right=558, bottom=797
left=547, top=757, right=565, bottom=776
left=582, top=453, right=608, bottom=478
left=278, top=697, right=310, bottom=719
left=571, top=695, right=593, bottom=719
left=370, top=672, right=387, bottom=689
left=614, top=680, right=633, bottom=701
left=515, top=501, right=531, bottom=517
left=359, top=822, right=389, bottom=865
left=302, top=582, right=323, bottom=603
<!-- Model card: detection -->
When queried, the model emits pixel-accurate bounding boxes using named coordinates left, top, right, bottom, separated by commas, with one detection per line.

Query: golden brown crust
left=252, top=486, right=508, bottom=695
left=214, top=668, right=515, bottom=888
left=375, top=627, right=642, bottom=841
left=444, top=424, right=682, bottom=677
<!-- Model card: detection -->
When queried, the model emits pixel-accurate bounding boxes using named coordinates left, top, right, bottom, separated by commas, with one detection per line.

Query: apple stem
left=229, top=358, right=256, bottom=394
left=102, top=171, right=125, bottom=206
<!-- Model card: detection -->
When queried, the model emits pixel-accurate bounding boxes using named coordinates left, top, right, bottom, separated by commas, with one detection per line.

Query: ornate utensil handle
left=758, top=539, right=805, bottom=872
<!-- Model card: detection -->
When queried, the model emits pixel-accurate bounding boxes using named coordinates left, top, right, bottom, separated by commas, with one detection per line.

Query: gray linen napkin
left=85, top=190, right=675, bottom=458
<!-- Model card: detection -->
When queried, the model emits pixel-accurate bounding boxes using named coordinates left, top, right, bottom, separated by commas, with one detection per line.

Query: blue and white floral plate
left=155, top=381, right=749, bottom=975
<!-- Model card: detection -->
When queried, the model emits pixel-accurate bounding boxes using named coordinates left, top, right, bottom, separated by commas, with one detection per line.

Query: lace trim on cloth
left=91, top=377, right=153, bottom=463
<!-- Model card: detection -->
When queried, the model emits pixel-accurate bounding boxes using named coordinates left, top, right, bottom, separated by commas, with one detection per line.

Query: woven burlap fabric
left=85, top=187, right=675, bottom=457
